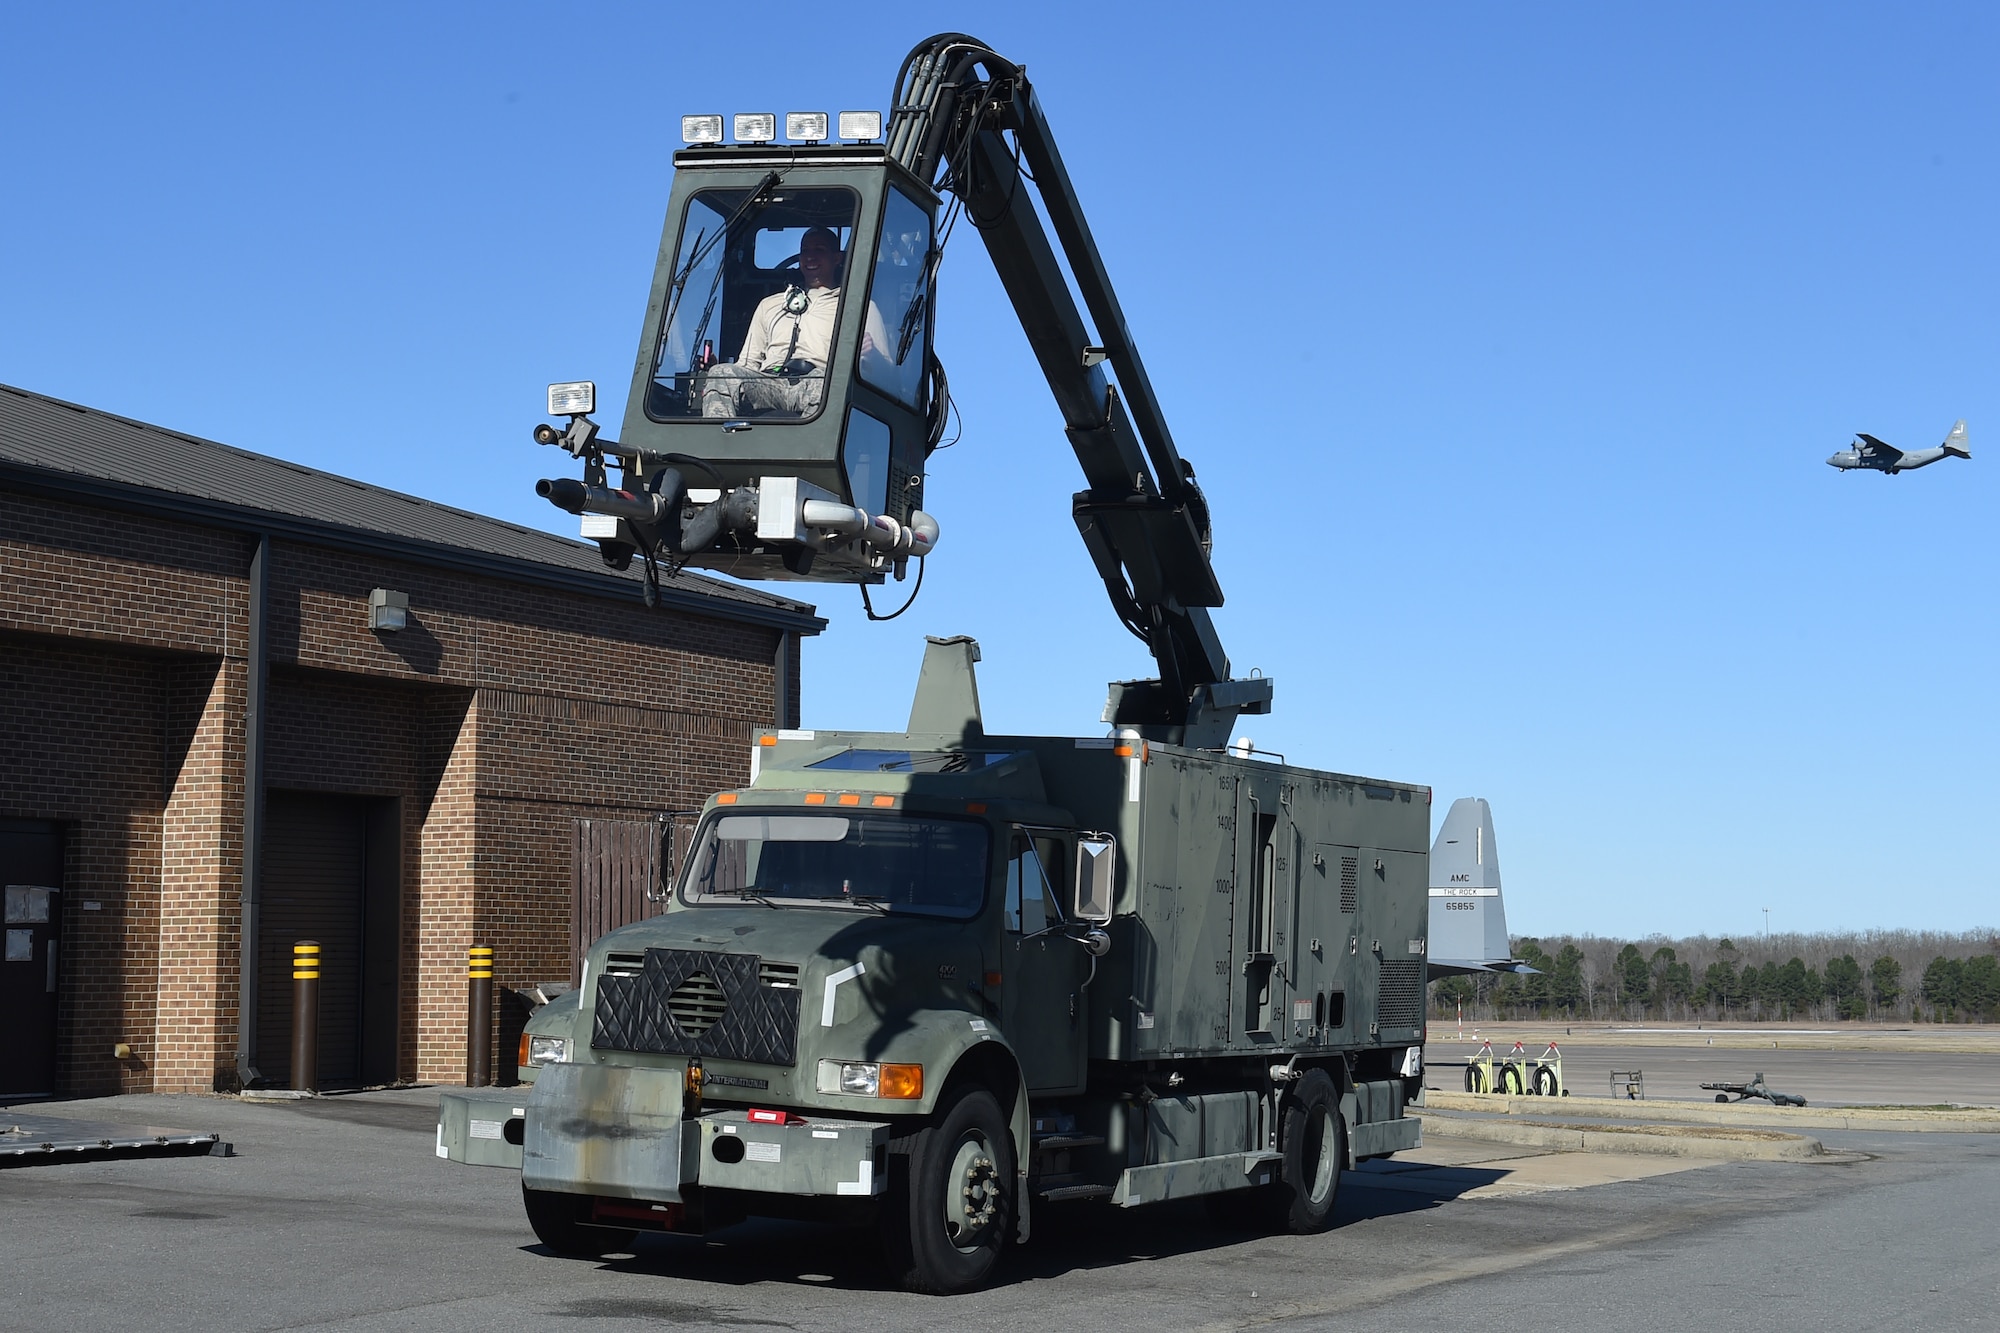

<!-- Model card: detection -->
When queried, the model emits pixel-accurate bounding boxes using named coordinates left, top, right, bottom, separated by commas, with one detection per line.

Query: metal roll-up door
left=258, top=793, right=366, bottom=1086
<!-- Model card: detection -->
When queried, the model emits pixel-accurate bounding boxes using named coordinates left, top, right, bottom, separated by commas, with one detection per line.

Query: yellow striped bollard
left=466, top=945, right=494, bottom=1087
left=290, top=940, right=320, bottom=1093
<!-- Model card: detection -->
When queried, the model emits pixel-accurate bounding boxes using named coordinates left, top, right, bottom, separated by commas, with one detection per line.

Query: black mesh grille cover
left=591, top=948, right=801, bottom=1065
left=1378, top=958, right=1425, bottom=1030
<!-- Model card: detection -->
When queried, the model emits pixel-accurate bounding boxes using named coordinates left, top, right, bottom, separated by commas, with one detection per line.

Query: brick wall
left=1, top=482, right=802, bottom=1094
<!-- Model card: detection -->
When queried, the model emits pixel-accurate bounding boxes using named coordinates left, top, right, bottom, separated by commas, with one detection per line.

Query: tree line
left=1429, top=929, right=2000, bottom=1023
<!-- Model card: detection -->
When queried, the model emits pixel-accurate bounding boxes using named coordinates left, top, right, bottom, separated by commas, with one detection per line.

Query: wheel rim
left=1303, top=1106, right=1338, bottom=1205
left=941, top=1132, right=1001, bottom=1251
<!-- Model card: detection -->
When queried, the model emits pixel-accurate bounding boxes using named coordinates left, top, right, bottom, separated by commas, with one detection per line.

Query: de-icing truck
left=437, top=35, right=1428, bottom=1293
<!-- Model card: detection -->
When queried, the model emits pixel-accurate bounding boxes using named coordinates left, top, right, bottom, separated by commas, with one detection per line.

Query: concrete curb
left=1413, top=1109, right=1828, bottom=1161
left=1423, top=1090, right=2000, bottom=1134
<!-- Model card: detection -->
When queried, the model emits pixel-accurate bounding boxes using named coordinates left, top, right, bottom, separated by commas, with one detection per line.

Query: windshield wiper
left=664, top=171, right=784, bottom=373
left=709, top=887, right=780, bottom=909
left=815, top=892, right=891, bottom=914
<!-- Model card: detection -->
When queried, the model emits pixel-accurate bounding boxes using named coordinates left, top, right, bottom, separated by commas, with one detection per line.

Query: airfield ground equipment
left=1610, top=1069, right=1646, bottom=1100
left=1702, top=1073, right=1806, bottom=1107
left=1463, top=1040, right=1564, bottom=1097
left=438, top=34, right=1427, bottom=1294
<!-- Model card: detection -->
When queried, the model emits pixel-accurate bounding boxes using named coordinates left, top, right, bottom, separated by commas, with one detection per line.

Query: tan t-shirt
left=736, top=285, right=842, bottom=373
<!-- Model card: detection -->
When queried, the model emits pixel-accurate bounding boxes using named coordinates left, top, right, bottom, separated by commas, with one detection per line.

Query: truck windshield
left=680, top=810, right=989, bottom=919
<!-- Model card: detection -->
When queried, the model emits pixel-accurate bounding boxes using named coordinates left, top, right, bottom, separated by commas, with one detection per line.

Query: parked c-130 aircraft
left=1827, top=419, right=1970, bottom=474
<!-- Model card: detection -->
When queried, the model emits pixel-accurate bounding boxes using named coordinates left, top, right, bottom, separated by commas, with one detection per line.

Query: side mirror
left=1074, top=834, right=1116, bottom=924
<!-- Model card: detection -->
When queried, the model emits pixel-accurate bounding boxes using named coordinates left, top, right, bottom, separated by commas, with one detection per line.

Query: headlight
left=816, top=1059, right=922, bottom=1099
left=526, top=1035, right=570, bottom=1067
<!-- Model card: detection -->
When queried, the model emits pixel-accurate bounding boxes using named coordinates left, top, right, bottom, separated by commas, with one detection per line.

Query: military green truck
left=440, top=638, right=1427, bottom=1291
left=438, top=37, right=1429, bottom=1292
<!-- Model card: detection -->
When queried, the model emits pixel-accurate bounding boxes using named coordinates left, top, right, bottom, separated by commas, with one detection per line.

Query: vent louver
left=667, top=971, right=727, bottom=1036
left=1340, top=857, right=1359, bottom=914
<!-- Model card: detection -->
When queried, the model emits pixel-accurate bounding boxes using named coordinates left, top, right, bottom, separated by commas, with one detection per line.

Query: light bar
left=837, top=110, right=882, bottom=142
left=680, top=114, right=724, bottom=145
left=733, top=112, right=776, bottom=144
left=785, top=111, right=828, bottom=143
left=547, top=380, right=595, bottom=416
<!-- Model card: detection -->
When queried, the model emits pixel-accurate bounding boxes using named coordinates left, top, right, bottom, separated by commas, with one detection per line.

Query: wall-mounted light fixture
left=368, top=588, right=409, bottom=632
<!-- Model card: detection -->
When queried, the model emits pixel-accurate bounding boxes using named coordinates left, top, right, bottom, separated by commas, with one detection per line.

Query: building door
left=1, top=820, right=64, bottom=1101
left=570, top=817, right=669, bottom=984
left=257, top=794, right=399, bottom=1088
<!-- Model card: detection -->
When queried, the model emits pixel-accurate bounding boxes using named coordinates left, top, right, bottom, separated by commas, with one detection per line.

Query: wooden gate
left=570, top=815, right=683, bottom=984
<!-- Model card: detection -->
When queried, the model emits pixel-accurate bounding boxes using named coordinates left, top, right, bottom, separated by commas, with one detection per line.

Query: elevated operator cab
left=543, top=129, right=944, bottom=586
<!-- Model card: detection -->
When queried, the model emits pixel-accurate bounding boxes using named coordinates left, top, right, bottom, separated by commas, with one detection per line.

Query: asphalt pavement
left=3, top=1086, right=1995, bottom=1331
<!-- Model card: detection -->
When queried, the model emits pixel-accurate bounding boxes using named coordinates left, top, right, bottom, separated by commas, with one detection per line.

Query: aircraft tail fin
left=1943, top=419, right=1971, bottom=459
left=1428, top=797, right=1526, bottom=979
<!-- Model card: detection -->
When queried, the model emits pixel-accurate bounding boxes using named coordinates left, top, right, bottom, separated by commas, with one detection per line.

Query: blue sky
left=5, top=5, right=1995, bottom=938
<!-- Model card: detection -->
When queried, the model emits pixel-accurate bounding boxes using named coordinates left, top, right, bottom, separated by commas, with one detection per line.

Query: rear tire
left=1272, top=1069, right=1344, bottom=1233
left=1464, top=1064, right=1486, bottom=1094
left=521, top=1184, right=635, bottom=1258
left=882, top=1085, right=1015, bottom=1295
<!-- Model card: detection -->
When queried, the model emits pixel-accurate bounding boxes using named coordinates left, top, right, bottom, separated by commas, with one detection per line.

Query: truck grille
left=1378, top=958, right=1424, bottom=1030
left=592, top=947, right=801, bottom=1066
left=1340, top=857, right=1358, bottom=914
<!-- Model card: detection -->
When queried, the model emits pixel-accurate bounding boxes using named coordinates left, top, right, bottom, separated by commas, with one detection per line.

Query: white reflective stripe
left=1126, top=755, right=1141, bottom=803
left=750, top=746, right=762, bottom=782
left=777, top=729, right=815, bottom=740
left=835, top=1157, right=875, bottom=1195
left=821, top=961, right=866, bottom=1026
left=435, top=1124, right=448, bottom=1159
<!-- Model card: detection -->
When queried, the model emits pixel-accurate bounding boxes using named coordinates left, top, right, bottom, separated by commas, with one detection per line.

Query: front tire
left=522, top=1184, right=635, bottom=1258
left=883, top=1085, right=1015, bottom=1295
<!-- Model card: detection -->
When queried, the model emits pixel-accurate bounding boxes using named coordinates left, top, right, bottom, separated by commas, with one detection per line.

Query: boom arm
left=888, top=35, right=1271, bottom=748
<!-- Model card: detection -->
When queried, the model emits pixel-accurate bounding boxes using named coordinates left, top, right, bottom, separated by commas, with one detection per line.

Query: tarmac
left=5, top=1028, right=1999, bottom=1330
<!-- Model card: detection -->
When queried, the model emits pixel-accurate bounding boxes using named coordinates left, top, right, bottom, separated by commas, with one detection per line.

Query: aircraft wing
left=1855, top=433, right=1903, bottom=461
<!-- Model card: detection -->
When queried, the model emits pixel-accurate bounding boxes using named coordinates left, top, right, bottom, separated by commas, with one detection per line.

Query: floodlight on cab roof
left=837, top=111, right=882, bottom=143
left=785, top=112, right=828, bottom=144
left=680, top=114, right=724, bottom=145
left=732, top=113, right=777, bottom=144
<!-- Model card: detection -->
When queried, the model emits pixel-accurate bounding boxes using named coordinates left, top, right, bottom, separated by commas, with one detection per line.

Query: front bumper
left=436, top=1064, right=887, bottom=1202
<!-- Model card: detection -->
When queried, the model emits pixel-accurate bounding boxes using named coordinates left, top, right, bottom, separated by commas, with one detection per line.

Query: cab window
left=1005, top=833, right=1067, bottom=934
left=858, top=186, right=932, bottom=412
left=646, top=186, right=859, bottom=423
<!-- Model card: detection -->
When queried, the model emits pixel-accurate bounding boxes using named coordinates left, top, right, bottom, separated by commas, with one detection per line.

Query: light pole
left=1762, top=907, right=1769, bottom=938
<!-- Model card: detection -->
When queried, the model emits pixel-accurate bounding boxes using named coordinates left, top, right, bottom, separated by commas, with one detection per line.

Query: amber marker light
left=804, top=792, right=827, bottom=805
left=870, top=795, right=895, bottom=807
left=717, top=793, right=739, bottom=805
left=759, top=735, right=778, bottom=746
left=966, top=802, right=987, bottom=814
left=837, top=793, right=860, bottom=806
left=517, top=1034, right=532, bottom=1067
left=878, top=1064, right=924, bottom=1099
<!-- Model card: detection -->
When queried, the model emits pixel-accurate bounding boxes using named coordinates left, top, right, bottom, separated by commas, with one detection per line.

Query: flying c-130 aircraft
left=1827, top=419, right=1970, bottom=474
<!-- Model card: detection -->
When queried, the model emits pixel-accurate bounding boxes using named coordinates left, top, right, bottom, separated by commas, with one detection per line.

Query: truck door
left=999, top=830, right=1087, bottom=1094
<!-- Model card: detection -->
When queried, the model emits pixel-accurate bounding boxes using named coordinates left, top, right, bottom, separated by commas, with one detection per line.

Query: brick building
left=0, top=384, right=823, bottom=1099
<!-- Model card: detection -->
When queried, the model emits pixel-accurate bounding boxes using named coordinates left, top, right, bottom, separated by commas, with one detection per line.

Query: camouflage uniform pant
left=698, top=364, right=826, bottom=419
